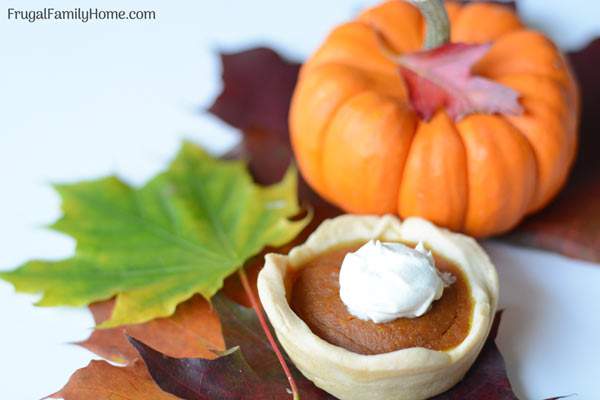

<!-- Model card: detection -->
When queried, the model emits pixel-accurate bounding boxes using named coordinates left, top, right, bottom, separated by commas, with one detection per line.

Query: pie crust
left=257, top=215, right=499, bottom=400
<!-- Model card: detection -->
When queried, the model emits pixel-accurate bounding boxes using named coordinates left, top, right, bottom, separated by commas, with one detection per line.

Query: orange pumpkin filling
left=289, top=244, right=472, bottom=355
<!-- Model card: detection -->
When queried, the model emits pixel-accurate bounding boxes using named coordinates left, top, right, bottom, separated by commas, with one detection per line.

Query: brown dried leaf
left=78, top=295, right=224, bottom=363
left=48, top=359, right=177, bottom=400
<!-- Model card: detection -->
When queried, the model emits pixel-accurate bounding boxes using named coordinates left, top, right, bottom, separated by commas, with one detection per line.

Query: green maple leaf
left=1, top=142, right=310, bottom=327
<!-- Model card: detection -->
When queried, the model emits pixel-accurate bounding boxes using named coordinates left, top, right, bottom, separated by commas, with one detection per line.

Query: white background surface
left=1, top=0, right=600, bottom=399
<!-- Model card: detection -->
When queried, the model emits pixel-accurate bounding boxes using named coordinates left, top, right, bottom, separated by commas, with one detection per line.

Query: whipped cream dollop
left=339, top=240, right=451, bottom=323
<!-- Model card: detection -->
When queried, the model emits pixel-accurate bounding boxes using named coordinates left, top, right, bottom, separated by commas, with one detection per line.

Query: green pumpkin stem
left=411, top=0, right=451, bottom=49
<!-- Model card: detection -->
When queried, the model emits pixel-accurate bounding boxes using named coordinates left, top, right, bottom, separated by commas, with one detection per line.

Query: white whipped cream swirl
left=339, top=240, right=450, bottom=323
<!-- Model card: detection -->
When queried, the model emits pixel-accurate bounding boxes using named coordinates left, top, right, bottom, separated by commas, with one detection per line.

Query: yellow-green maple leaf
left=1, top=142, right=310, bottom=327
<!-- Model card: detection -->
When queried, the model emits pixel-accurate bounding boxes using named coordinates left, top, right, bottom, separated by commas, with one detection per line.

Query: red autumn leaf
left=209, top=47, right=299, bottom=141
left=48, top=359, right=177, bottom=400
left=209, top=48, right=341, bottom=224
left=78, top=295, right=224, bottom=363
left=434, top=311, right=517, bottom=400
left=507, top=38, right=600, bottom=262
left=397, top=42, right=523, bottom=121
left=130, top=338, right=289, bottom=400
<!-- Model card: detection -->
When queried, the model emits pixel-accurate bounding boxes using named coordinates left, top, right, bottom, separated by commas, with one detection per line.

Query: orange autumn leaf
left=79, top=295, right=224, bottom=363
left=48, top=359, right=177, bottom=400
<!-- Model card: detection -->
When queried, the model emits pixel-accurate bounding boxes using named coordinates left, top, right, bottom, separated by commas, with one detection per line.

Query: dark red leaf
left=208, top=47, right=299, bottom=141
left=208, top=48, right=341, bottom=231
left=132, top=294, right=335, bottom=400
left=211, top=49, right=341, bottom=241
left=507, top=39, right=600, bottom=262
left=397, top=43, right=523, bottom=121
left=213, top=292, right=287, bottom=381
left=224, top=128, right=294, bottom=185
left=130, top=337, right=288, bottom=400
left=213, top=295, right=332, bottom=399
left=433, top=311, right=517, bottom=400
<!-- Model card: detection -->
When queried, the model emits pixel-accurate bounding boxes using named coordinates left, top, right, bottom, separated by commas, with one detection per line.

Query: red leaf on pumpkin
left=397, top=43, right=523, bottom=121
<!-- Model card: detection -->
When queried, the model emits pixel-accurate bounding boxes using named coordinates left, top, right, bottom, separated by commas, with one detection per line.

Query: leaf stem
left=411, top=0, right=450, bottom=49
left=238, top=268, right=300, bottom=400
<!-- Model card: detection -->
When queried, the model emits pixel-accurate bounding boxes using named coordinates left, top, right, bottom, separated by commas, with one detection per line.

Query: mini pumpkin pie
left=257, top=215, right=498, bottom=400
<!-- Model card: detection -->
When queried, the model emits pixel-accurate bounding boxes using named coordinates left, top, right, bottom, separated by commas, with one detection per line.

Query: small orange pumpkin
left=290, top=0, right=579, bottom=237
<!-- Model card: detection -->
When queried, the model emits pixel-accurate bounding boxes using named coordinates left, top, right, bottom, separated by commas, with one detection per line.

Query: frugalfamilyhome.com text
left=7, top=7, right=157, bottom=23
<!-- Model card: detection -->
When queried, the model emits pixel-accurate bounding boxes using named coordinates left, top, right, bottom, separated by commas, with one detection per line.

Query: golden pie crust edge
left=257, top=215, right=499, bottom=400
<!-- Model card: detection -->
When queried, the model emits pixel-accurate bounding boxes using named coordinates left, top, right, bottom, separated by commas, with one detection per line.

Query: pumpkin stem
left=411, top=0, right=450, bottom=49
